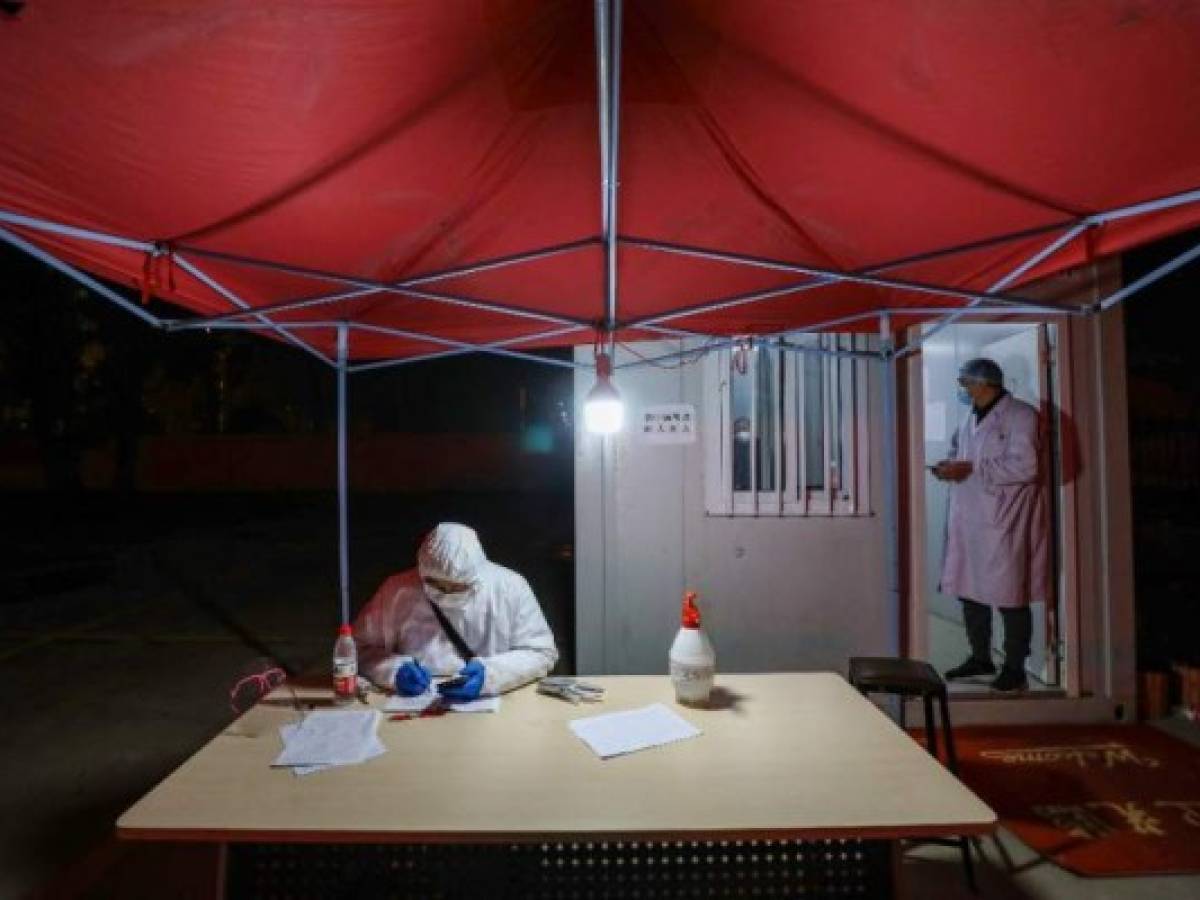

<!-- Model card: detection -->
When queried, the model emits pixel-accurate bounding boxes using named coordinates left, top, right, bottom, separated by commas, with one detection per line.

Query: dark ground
left=0, top=490, right=574, bottom=899
left=5, top=488, right=1200, bottom=900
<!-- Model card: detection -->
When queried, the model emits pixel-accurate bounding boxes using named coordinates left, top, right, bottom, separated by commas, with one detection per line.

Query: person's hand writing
left=437, top=659, right=485, bottom=702
left=395, top=659, right=431, bottom=696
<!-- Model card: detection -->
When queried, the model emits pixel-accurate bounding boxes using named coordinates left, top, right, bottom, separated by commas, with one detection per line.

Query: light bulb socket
left=595, top=351, right=614, bottom=379
left=584, top=351, right=624, bottom=434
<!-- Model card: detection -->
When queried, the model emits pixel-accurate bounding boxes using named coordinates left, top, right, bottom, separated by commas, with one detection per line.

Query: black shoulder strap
left=426, top=596, right=476, bottom=662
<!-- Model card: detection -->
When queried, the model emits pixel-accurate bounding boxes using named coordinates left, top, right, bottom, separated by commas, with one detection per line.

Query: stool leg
left=935, top=687, right=977, bottom=892
left=960, top=836, right=978, bottom=893
left=937, top=689, right=959, bottom=774
left=922, top=694, right=939, bottom=762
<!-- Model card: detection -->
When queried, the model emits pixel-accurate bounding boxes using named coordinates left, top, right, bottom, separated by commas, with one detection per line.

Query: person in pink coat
left=934, top=358, right=1050, bottom=692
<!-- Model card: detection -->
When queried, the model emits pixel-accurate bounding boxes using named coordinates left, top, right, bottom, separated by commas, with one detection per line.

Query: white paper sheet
left=272, top=710, right=382, bottom=768
left=568, top=703, right=701, bottom=759
left=447, top=696, right=500, bottom=713
left=383, top=691, right=500, bottom=714
left=279, top=722, right=387, bottom=776
left=383, top=691, right=437, bottom=713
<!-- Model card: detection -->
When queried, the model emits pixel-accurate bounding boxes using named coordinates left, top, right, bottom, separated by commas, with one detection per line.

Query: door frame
left=902, top=318, right=1082, bottom=696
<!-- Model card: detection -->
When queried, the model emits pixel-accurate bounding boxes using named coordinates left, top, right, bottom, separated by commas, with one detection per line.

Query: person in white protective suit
left=934, top=358, right=1049, bottom=693
left=353, top=522, right=558, bottom=701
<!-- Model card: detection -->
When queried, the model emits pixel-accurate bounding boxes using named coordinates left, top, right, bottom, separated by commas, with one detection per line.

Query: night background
left=0, top=237, right=582, bottom=894
left=0, top=238, right=579, bottom=642
left=0, top=229, right=1198, bottom=896
left=1124, top=228, right=1200, bottom=672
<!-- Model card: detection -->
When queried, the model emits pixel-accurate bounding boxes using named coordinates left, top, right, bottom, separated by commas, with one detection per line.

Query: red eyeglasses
left=229, top=662, right=287, bottom=714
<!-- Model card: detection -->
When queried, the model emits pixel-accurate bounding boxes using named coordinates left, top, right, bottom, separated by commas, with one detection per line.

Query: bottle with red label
left=332, top=624, right=358, bottom=705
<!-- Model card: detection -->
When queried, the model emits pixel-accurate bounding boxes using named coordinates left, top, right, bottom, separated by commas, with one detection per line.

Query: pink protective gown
left=939, top=394, right=1050, bottom=609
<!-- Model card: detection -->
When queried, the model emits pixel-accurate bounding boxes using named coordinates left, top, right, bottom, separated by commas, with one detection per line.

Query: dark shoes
left=990, top=667, right=1029, bottom=693
left=944, top=657, right=997, bottom=680
left=946, top=657, right=1028, bottom=691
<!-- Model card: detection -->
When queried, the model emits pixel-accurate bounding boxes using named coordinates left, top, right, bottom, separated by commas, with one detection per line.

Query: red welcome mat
left=930, top=725, right=1200, bottom=876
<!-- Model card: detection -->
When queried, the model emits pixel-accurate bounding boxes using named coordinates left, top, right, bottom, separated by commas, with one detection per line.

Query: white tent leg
left=336, top=325, right=351, bottom=626
left=879, top=314, right=903, bottom=720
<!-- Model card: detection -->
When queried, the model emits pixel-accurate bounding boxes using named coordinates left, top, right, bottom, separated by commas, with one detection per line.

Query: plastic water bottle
left=669, top=591, right=715, bottom=706
left=332, top=624, right=358, bottom=706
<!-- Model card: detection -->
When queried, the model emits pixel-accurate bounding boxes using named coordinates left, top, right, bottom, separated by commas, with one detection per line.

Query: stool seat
left=848, top=657, right=945, bottom=697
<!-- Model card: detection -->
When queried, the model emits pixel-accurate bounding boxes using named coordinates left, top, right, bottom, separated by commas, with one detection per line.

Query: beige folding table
left=119, top=672, right=995, bottom=898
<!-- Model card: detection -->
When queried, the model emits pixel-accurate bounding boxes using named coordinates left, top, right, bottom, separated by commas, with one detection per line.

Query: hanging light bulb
left=584, top=351, right=624, bottom=435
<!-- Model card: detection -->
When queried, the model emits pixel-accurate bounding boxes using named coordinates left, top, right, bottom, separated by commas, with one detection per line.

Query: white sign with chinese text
left=641, top=404, right=697, bottom=444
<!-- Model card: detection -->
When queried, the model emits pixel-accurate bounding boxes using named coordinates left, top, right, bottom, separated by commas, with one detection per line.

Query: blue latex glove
left=437, top=659, right=485, bottom=702
left=394, top=659, right=431, bottom=697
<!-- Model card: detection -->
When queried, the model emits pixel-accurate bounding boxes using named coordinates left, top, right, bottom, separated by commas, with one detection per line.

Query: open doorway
left=917, top=322, right=1065, bottom=695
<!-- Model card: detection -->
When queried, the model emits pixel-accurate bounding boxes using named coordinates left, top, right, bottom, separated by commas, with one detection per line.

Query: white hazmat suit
left=354, top=523, right=558, bottom=696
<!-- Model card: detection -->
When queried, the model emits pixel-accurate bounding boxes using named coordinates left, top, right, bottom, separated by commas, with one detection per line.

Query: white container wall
left=574, top=259, right=1137, bottom=725
left=574, top=341, right=888, bottom=677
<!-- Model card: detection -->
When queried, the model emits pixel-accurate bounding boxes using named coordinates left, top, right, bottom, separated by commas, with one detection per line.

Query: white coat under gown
left=939, top=393, right=1050, bottom=609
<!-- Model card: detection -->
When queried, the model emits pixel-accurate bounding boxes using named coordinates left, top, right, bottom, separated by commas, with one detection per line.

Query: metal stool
left=848, top=656, right=978, bottom=893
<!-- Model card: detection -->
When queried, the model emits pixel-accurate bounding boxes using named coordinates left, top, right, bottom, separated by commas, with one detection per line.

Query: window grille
left=704, top=335, right=871, bottom=516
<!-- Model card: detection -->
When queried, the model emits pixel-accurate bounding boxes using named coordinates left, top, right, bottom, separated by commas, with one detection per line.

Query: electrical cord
left=617, top=337, right=723, bottom=369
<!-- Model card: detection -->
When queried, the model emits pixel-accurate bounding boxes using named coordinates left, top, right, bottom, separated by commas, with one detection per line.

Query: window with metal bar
left=705, top=335, right=871, bottom=516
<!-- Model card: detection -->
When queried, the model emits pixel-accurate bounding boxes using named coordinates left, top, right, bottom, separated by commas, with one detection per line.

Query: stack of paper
left=383, top=690, right=501, bottom=714
left=273, top=710, right=385, bottom=776
left=569, top=703, right=702, bottom=759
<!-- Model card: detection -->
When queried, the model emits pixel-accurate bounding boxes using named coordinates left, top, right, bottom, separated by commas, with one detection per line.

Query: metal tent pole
left=1098, top=237, right=1200, bottom=311
left=0, top=225, right=163, bottom=327
left=604, top=0, right=623, bottom=333
left=0, top=209, right=153, bottom=252
left=897, top=221, right=1093, bottom=359
left=594, top=0, right=612, bottom=244
left=173, top=253, right=334, bottom=366
left=879, top=314, right=902, bottom=676
left=336, top=325, right=351, bottom=626
left=347, top=323, right=588, bottom=373
left=880, top=306, right=1080, bottom=318
left=620, top=235, right=1085, bottom=314
left=170, top=274, right=588, bottom=331
left=347, top=322, right=589, bottom=372
left=169, top=237, right=602, bottom=331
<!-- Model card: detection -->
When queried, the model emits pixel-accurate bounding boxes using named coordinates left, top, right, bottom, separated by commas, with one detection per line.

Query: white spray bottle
left=669, top=590, right=715, bottom=706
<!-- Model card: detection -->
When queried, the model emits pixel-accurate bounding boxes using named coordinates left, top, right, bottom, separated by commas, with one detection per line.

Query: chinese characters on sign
left=1032, top=800, right=1200, bottom=839
left=641, top=404, right=697, bottom=445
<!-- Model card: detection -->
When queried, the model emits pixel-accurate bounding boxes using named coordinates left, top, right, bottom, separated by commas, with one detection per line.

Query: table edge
left=118, top=818, right=997, bottom=845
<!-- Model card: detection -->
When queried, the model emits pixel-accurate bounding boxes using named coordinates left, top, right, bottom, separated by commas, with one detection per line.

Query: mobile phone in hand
left=441, top=675, right=469, bottom=690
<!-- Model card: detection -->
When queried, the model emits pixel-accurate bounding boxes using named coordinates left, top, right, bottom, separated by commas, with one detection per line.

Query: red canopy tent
left=3, top=1, right=1200, bottom=627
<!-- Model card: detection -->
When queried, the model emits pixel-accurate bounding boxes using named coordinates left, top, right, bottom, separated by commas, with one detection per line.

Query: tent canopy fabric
left=3, top=1, right=1200, bottom=363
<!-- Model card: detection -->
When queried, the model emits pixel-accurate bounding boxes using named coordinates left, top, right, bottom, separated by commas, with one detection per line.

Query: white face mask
left=425, top=581, right=473, bottom=608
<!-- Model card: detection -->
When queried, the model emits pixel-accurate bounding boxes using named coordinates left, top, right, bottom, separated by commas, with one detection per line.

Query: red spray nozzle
left=338, top=624, right=352, bottom=636
left=681, top=591, right=701, bottom=628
